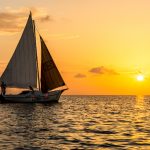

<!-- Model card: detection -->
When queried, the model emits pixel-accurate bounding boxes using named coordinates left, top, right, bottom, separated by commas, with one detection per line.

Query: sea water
left=0, top=95, right=150, bottom=149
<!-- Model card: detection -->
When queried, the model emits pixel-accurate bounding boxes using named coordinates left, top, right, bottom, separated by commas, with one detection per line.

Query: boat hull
left=0, top=90, right=64, bottom=103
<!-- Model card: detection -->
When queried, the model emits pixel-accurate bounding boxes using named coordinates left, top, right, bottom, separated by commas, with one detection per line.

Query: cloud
left=0, top=7, right=52, bottom=34
left=89, top=66, right=119, bottom=75
left=74, top=73, right=86, bottom=78
left=0, top=12, right=25, bottom=33
left=39, top=15, right=53, bottom=22
left=30, top=7, right=53, bottom=22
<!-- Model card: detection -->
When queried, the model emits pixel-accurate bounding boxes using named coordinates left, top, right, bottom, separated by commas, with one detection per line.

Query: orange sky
left=1, top=0, right=150, bottom=95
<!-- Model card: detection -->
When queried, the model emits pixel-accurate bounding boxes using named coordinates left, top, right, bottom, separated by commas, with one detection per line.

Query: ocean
left=0, top=95, right=150, bottom=150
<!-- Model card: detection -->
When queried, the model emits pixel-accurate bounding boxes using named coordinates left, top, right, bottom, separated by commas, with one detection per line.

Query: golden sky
left=1, top=0, right=150, bottom=95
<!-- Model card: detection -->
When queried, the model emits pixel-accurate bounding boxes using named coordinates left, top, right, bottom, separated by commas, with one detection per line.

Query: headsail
left=0, top=13, right=37, bottom=88
left=40, top=36, right=65, bottom=93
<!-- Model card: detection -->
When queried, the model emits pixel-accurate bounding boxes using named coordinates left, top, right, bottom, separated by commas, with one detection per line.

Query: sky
left=0, top=0, right=150, bottom=95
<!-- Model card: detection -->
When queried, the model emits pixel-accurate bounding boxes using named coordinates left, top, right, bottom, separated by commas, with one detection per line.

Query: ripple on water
left=84, top=128, right=117, bottom=134
left=0, top=95, right=150, bottom=149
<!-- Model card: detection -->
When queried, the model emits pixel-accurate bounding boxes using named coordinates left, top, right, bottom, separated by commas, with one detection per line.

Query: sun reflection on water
left=0, top=96, right=150, bottom=149
left=135, top=95, right=145, bottom=109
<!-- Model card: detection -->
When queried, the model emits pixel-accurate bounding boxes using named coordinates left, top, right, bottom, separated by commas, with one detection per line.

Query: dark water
left=0, top=95, right=150, bottom=149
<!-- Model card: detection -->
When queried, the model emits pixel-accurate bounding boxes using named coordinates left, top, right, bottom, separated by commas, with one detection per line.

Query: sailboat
left=0, top=12, right=67, bottom=103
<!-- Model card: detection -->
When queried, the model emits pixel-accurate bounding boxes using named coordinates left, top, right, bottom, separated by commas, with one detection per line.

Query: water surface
left=0, top=95, right=150, bottom=149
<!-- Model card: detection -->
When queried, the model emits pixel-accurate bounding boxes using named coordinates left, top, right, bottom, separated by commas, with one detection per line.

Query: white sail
left=0, top=13, right=37, bottom=88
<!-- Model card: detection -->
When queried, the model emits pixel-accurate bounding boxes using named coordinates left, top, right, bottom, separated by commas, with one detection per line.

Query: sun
left=136, top=74, right=144, bottom=81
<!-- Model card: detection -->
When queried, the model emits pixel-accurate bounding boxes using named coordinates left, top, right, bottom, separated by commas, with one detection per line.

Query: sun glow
left=136, top=74, right=144, bottom=81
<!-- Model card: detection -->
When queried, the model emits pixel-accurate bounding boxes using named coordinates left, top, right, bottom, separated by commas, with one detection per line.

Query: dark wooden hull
left=0, top=90, right=64, bottom=103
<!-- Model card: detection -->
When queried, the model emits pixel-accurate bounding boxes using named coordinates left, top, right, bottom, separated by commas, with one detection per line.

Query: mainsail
left=1, top=13, right=37, bottom=88
left=40, top=36, right=65, bottom=93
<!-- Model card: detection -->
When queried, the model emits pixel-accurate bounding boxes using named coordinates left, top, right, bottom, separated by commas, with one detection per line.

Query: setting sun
left=136, top=74, right=144, bottom=81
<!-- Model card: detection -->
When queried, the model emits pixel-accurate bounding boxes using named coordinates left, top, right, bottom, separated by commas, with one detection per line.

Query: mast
left=32, top=20, right=41, bottom=91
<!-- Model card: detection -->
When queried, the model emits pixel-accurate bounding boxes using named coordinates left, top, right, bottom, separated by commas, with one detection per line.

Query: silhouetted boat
left=0, top=12, right=67, bottom=103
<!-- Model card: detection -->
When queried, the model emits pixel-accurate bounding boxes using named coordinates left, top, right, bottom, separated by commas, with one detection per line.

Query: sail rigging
left=1, top=13, right=37, bottom=88
left=0, top=12, right=67, bottom=103
left=0, top=12, right=66, bottom=93
left=40, top=36, right=65, bottom=93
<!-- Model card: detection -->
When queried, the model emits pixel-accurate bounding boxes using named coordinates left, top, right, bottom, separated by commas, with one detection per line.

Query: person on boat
left=29, top=85, right=34, bottom=94
left=1, top=81, right=6, bottom=95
